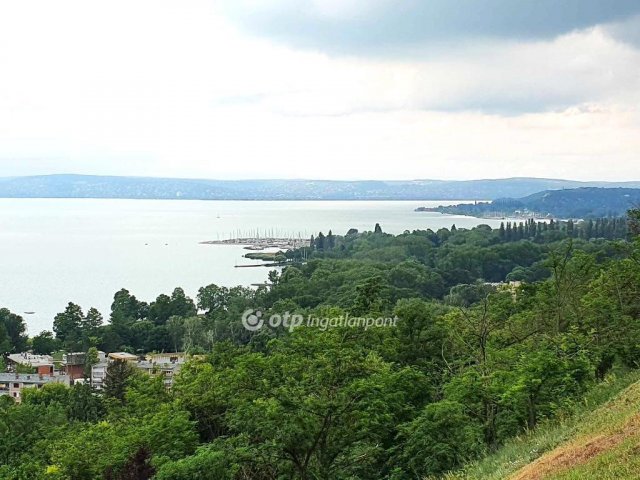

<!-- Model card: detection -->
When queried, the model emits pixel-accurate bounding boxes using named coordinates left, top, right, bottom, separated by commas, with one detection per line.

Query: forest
left=1, top=211, right=639, bottom=479
left=424, top=187, right=640, bottom=219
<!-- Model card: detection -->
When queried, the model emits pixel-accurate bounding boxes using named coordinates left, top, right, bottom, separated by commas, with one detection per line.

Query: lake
left=0, top=199, right=503, bottom=334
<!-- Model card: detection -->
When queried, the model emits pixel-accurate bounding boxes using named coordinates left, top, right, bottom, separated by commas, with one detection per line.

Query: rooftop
left=108, top=352, right=138, bottom=361
left=7, top=353, right=54, bottom=367
left=0, top=373, right=69, bottom=384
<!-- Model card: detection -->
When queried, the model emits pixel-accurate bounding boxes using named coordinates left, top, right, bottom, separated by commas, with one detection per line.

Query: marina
left=200, top=236, right=310, bottom=251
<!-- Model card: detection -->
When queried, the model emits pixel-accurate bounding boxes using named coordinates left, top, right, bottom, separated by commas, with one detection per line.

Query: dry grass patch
left=510, top=413, right=640, bottom=480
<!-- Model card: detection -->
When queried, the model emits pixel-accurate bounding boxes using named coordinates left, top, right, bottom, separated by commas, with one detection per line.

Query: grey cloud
left=221, top=0, right=640, bottom=54
left=605, top=14, right=640, bottom=46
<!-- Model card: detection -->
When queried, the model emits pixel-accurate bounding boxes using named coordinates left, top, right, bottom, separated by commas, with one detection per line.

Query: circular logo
left=242, top=309, right=264, bottom=331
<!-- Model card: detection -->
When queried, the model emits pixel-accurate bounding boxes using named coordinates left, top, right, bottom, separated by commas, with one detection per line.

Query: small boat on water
left=24, top=311, right=35, bottom=315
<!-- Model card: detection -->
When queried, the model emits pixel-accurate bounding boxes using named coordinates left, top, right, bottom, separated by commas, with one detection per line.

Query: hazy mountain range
left=420, top=187, right=640, bottom=218
left=1, top=174, right=639, bottom=201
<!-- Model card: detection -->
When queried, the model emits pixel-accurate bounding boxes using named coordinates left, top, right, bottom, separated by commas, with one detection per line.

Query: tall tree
left=103, top=359, right=136, bottom=404
left=53, top=303, right=84, bottom=351
left=31, top=330, right=60, bottom=355
left=0, top=308, right=28, bottom=353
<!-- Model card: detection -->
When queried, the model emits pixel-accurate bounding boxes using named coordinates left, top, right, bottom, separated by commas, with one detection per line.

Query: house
left=145, top=352, right=186, bottom=364
left=90, top=353, right=137, bottom=390
left=0, top=372, right=69, bottom=402
left=135, top=360, right=182, bottom=388
left=90, top=361, right=108, bottom=390
left=142, top=352, right=186, bottom=388
left=6, top=353, right=55, bottom=376
left=62, top=351, right=107, bottom=382
left=91, top=352, right=187, bottom=390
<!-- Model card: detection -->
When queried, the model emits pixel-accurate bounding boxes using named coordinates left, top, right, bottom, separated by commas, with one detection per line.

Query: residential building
left=6, top=353, right=55, bottom=375
left=91, top=352, right=187, bottom=390
left=90, top=361, right=108, bottom=390
left=0, top=372, right=69, bottom=402
left=139, top=353, right=186, bottom=388
left=62, top=351, right=107, bottom=383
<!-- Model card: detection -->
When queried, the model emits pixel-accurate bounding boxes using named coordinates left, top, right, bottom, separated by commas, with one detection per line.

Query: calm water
left=0, top=199, right=502, bottom=334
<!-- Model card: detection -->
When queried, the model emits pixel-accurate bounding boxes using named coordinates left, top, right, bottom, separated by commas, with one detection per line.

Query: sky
left=0, top=1, right=639, bottom=181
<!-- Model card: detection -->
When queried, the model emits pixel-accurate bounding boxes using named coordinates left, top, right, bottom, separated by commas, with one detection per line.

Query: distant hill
left=0, top=174, right=640, bottom=201
left=418, top=187, right=640, bottom=218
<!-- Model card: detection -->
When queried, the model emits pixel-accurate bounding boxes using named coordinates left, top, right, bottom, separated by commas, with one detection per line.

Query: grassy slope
left=442, top=370, right=640, bottom=480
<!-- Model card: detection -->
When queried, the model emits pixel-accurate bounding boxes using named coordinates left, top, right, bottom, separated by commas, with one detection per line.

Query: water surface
left=0, top=199, right=501, bottom=333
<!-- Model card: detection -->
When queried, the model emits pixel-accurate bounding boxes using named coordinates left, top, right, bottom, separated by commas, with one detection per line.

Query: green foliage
left=0, top=308, right=28, bottom=353
left=103, top=359, right=137, bottom=404
left=31, top=330, right=60, bottom=355
left=3, top=214, right=640, bottom=479
left=393, top=400, right=484, bottom=477
left=53, top=302, right=84, bottom=351
left=67, top=383, right=105, bottom=423
left=21, top=383, right=69, bottom=407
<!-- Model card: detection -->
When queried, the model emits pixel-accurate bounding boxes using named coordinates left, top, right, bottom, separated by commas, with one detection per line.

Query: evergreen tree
left=103, top=359, right=136, bottom=404
left=326, top=230, right=336, bottom=250
left=567, top=219, right=574, bottom=237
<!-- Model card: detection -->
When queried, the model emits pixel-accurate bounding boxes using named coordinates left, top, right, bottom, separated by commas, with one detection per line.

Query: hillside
left=1, top=174, right=640, bottom=200
left=445, top=372, right=640, bottom=480
left=420, top=187, right=640, bottom=218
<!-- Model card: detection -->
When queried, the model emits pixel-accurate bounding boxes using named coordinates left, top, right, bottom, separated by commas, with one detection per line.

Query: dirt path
left=510, top=414, right=640, bottom=480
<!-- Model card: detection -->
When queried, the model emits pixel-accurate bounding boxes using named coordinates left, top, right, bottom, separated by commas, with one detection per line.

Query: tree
left=629, top=208, right=640, bottom=238
left=53, top=302, right=84, bottom=351
left=182, top=316, right=206, bottom=353
left=170, top=288, right=197, bottom=318
left=503, top=337, right=592, bottom=430
left=0, top=323, right=10, bottom=355
left=154, top=442, right=238, bottom=480
left=197, top=284, right=228, bottom=314
left=0, top=402, right=67, bottom=466
left=352, top=275, right=385, bottom=315
left=167, top=316, right=185, bottom=352
left=22, top=383, right=69, bottom=407
left=149, top=288, right=196, bottom=325
left=31, top=330, right=61, bottom=355
left=82, top=307, right=103, bottom=341
left=0, top=308, right=28, bottom=353
left=111, top=289, right=148, bottom=326
left=84, top=346, right=100, bottom=379
left=391, top=298, right=447, bottom=376
left=209, top=329, right=423, bottom=479
left=326, top=230, right=335, bottom=249
left=105, top=446, right=156, bottom=480
left=67, top=382, right=105, bottom=422
left=374, top=223, right=383, bottom=234
left=148, top=294, right=173, bottom=325
left=394, top=401, right=483, bottom=477
left=103, top=360, right=137, bottom=404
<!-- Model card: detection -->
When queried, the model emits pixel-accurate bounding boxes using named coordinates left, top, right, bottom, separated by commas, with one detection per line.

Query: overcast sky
left=1, top=1, right=639, bottom=180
